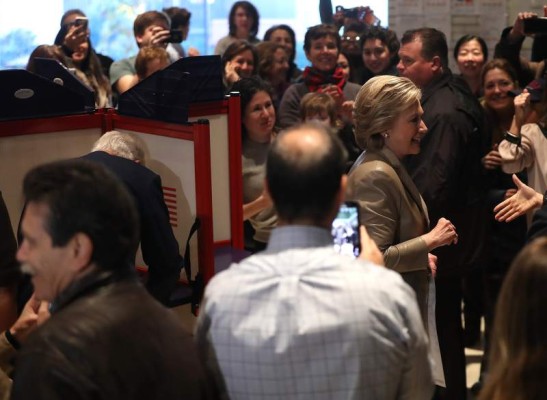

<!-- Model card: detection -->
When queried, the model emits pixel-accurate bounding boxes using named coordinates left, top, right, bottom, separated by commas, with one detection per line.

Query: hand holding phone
left=523, top=17, right=547, bottom=34
left=73, top=17, right=88, bottom=30
left=64, top=18, right=88, bottom=52
left=332, top=201, right=361, bottom=258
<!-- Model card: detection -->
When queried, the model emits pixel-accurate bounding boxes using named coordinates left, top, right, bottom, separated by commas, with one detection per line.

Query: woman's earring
left=383, top=132, right=390, bottom=139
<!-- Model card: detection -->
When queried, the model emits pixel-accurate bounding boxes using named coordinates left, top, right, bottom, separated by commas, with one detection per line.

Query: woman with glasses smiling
left=340, top=22, right=366, bottom=84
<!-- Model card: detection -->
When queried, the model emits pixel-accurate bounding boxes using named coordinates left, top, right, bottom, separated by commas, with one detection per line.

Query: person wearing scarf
left=278, top=24, right=361, bottom=129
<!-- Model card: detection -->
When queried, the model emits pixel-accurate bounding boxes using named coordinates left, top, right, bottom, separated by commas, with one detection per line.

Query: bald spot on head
left=275, top=125, right=330, bottom=170
left=267, top=123, right=347, bottom=225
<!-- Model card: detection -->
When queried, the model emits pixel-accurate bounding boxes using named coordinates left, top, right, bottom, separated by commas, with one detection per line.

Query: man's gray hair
left=92, top=130, right=146, bottom=165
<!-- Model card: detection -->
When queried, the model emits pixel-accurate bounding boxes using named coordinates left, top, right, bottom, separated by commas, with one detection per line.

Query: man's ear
left=70, top=233, right=94, bottom=272
left=327, top=174, right=348, bottom=226
left=333, top=174, right=348, bottom=214
left=305, top=50, right=312, bottom=63
left=337, top=174, right=348, bottom=205
left=135, top=34, right=145, bottom=47
left=431, top=56, right=443, bottom=72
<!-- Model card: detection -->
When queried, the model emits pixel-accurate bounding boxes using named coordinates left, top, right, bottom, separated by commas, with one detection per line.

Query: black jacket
left=11, top=268, right=214, bottom=399
left=82, top=151, right=183, bottom=305
left=404, top=71, right=487, bottom=275
left=0, top=192, right=18, bottom=287
left=528, top=192, right=547, bottom=242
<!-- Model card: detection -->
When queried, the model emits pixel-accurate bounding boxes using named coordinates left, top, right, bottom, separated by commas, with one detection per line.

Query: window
left=0, top=0, right=387, bottom=70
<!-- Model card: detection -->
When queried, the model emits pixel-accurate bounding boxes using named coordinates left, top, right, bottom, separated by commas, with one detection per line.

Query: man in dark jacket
left=83, top=130, right=183, bottom=306
left=11, top=159, right=212, bottom=400
left=397, top=27, right=486, bottom=400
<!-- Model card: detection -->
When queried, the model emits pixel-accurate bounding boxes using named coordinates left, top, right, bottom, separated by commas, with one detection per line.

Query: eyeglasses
left=342, top=36, right=361, bottom=42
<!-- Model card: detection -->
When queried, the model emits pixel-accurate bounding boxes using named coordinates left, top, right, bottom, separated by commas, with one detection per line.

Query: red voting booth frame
left=0, top=95, right=243, bottom=286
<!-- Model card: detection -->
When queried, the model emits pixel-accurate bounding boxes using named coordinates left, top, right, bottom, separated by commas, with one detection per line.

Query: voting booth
left=0, top=57, right=244, bottom=308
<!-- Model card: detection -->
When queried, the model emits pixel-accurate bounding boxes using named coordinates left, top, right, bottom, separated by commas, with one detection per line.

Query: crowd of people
left=2, top=1, right=547, bottom=399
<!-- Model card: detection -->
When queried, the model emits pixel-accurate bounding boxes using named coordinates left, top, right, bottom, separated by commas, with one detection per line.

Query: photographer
left=494, top=6, right=547, bottom=87
left=53, top=9, right=112, bottom=108
left=109, top=11, right=172, bottom=95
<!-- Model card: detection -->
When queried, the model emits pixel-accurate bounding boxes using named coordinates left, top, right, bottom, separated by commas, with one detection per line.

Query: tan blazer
left=347, top=148, right=430, bottom=319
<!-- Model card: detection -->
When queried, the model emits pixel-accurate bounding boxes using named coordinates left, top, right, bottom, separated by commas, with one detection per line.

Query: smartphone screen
left=332, top=201, right=360, bottom=258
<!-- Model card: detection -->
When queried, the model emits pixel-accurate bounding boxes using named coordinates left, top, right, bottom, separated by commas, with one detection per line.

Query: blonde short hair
left=353, top=75, right=421, bottom=150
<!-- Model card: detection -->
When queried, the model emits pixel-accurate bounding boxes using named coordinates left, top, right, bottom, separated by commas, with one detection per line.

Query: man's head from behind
left=17, top=160, right=139, bottom=301
left=266, top=124, right=347, bottom=227
left=397, top=28, right=447, bottom=89
left=92, top=130, right=147, bottom=165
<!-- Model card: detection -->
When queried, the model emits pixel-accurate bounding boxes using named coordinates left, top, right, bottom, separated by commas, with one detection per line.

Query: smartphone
left=166, top=29, right=184, bottom=43
left=73, top=17, right=88, bottom=30
left=523, top=17, right=547, bottom=34
left=332, top=201, right=361, bottom=258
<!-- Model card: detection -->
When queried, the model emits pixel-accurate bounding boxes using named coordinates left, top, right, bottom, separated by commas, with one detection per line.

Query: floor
left=466, top=342, right=483, bottom=399
left=173, top=304, right=485, bottom=399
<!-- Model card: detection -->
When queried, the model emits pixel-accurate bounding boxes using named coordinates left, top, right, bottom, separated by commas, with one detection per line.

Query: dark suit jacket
left=403, top=71, right=487, bottom=276
left=82, top=151, right=182, bottom=305
left=346, top=148, right=430, bottom=322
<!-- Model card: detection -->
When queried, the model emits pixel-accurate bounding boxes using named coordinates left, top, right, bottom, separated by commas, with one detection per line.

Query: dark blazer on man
left=82, top=151, right=182, bottom=305
left=528, top=192, right=547, bottom=242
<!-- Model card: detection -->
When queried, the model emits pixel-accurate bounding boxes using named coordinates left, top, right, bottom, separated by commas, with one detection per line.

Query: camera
left=335, top=5, right=365, bottom=20
left=166, top=29, right=184, bottom=43
left=523, top=17, right=547, bottom=34
left=73, top=17, right=88, bottom=30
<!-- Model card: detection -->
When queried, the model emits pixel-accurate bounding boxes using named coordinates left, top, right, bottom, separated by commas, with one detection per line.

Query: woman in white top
left=498, top=78, right=547, bottom=223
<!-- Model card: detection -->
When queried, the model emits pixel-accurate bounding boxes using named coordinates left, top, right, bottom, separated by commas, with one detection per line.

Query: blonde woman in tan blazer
left=346, top=76, right=458, bottom=324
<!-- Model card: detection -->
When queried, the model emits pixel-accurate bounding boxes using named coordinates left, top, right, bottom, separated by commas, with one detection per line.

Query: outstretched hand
left=494, top=174, right=543, bottom=222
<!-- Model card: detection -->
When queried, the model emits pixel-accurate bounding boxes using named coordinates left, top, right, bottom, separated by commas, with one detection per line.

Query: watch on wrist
left=504, top=131, right=521, bottom=146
